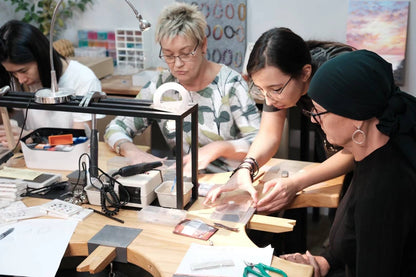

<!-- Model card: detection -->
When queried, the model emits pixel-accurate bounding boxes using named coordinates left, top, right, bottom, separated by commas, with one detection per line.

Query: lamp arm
left=124, top=0, right=151, bottom=31
left=49, top=0, right=64, bottom=94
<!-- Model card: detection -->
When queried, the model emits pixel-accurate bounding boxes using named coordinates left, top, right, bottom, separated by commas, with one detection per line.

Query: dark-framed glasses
left=249, top=76, right=292, bottom=101
left=302, top=108, right=329, bottom=124
left=159, top=41, right=199, bottom=64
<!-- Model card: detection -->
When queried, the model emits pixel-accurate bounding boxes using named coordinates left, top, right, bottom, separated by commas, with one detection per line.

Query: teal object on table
left=243, top=262, right=287, bottom=277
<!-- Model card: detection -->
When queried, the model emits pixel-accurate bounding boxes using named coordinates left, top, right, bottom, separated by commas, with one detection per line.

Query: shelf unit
left=115, top=28, right=151, bottom=69
left=0, top=92, right=198, bottom=209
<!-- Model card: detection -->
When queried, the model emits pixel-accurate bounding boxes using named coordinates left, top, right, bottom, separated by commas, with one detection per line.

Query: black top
left=323, top=141, right=416, bottom=276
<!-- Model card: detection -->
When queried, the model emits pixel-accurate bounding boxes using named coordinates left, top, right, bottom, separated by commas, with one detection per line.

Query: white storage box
left=155, top=181, right=193, bottom=208
left=115, top=170, right=162, bottom=208
left=20, top=128, right=89, bottom=171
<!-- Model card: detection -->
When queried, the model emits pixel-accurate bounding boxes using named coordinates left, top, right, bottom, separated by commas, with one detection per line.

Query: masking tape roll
left=153, top=82, right=191, bottom=113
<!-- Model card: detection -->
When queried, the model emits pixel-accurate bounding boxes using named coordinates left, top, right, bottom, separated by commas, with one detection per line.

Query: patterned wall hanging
left=179, top=0, right=247, bottom=73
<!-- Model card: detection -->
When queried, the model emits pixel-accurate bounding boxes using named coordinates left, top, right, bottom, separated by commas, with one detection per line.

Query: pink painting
left=346, top=1, right=409, bottom=85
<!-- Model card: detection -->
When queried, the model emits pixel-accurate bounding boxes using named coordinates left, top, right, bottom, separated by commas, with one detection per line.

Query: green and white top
left=104, top=64, right=260, bottom=157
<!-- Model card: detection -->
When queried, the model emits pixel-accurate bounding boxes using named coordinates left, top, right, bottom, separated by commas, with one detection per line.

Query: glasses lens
left=249, top=83, right=264, bottom=99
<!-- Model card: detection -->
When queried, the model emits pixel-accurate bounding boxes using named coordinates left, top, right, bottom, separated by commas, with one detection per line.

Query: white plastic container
left=155, top=181, right=193, bottom=208
left=20, top=128, right=89, bottom=171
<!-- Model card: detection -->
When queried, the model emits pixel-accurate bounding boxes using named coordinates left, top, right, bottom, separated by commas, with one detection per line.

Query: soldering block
left=88, top=225, right=142, bottom=263
left=114, top=170, right=162, bottom=208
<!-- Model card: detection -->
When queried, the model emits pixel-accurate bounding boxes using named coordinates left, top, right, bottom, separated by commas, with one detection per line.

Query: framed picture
left=346, top=1, right=409, bottom=85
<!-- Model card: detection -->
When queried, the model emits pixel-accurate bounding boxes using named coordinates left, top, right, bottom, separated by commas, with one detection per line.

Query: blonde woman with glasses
left=104, top=2, right=260, bottom=174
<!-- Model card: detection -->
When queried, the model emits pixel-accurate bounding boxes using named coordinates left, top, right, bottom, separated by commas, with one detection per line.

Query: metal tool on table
left=243, top=261, right=287, bottom=277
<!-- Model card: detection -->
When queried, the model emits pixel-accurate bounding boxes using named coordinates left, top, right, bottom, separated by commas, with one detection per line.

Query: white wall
left=0, top=0, right=414, bottom=95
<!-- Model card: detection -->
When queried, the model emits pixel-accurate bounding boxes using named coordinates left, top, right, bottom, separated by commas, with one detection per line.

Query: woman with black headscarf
left=281, top=50, right=416, bottom=276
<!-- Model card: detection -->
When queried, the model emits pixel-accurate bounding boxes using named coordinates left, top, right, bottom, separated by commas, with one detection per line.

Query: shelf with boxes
left=115, top=28, right=151, bottom=70
left=77, top=30, right=117, bottom=64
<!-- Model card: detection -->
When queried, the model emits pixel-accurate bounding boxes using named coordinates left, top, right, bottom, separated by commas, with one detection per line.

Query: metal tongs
left=79, top=91, right=107, bottom=107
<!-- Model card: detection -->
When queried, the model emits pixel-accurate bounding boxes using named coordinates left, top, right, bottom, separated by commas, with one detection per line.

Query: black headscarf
left=308, top=50, right=416, bottom=170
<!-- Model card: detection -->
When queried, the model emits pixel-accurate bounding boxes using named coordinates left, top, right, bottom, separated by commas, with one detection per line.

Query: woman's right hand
left=203, top=168, right=259, bottom=205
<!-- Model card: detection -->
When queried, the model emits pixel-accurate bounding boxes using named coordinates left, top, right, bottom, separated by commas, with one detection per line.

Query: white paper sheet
left=175, top=243, right=274, bottom=276
left=0, top=218, right=78, bottom=277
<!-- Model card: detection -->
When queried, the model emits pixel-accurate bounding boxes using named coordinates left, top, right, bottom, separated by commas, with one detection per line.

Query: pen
left=90, top=208, right=124, bottom=224
left=0, top=227, right=14, bottom=240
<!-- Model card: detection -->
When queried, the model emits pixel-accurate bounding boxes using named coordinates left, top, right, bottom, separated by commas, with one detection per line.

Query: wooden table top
left=15, top=142, right=347, bottom=276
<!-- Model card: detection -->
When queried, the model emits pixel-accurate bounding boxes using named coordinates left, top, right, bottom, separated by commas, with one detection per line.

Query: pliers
left=243, top=261, right=287, bottom=277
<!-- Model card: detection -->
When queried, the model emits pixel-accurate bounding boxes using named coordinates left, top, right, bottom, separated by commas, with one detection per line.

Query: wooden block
left=77, top=245, right=116, bottom=274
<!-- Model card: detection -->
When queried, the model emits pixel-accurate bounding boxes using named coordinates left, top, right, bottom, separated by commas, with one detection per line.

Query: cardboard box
left=70, top=56, right=114, bottom=79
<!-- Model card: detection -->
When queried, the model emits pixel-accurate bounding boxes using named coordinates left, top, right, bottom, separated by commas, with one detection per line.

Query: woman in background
left=104, top=2, right=260, bottom=174
left=0, top=20, right=102, bottom=145
left=281, top=50, right=416, bottom=277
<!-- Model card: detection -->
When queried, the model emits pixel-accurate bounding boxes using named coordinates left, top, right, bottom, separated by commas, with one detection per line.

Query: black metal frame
left=0, top=91, right=198, bottom=209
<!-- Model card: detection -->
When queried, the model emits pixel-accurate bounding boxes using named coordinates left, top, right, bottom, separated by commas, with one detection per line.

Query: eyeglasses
left=159, top=41, right=199, bottom=64
left=249, top=77, right=292, bottom=101
left=302, top=108, right=329, bottom=124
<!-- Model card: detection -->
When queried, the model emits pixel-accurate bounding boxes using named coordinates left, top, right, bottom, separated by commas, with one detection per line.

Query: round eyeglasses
left=159, top=41, right=199, bottom=64
left=249, top=76, right=292, bottom=101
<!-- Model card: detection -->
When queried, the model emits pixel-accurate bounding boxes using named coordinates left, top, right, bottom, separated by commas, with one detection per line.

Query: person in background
left=104, top=2, right=260, bottom=174
left=0, top=20, right=102, bottom=146
left=280, top=50, right=416, bottom=277
left=205, top=27, right=355, bottom=211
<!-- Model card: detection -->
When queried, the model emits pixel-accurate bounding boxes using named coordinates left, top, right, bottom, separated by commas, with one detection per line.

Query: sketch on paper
left=346, top=1, right=409, bottom=85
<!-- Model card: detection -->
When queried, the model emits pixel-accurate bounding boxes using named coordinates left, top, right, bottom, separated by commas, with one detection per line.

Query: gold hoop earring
left=352, top=128, right=366, bottom=145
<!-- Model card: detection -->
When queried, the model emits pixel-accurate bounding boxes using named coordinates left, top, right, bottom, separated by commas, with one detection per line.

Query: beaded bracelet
left=229, top=157, right=260, bottom=181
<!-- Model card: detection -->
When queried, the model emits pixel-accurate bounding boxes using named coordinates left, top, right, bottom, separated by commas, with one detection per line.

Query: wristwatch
left=114, top=139, right=130, bottom=155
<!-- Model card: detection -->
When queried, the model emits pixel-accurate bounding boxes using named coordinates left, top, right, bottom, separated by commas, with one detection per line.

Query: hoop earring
left=352, top=128, right=366, bottom=145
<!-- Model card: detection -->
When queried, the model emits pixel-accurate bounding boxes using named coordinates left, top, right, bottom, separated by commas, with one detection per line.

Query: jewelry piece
left=212, top=25, right=223, bottom=40
left=352, top=128, right=366, bottom=145
left=206, top=49, right=211, bottom=61
left=213, top=1, right=223, bottom=18
left=222, top=49, right=233, bottom=66
left=114, top=139, right=130, bottom=155
left=224, top=25, right=235, bottom=39
left=225, top=3, right=234, bottom=19
left=200, top=2, right=210, bottom=18
left=233, top=51, right=243, bottom=68
left=212, top=48, right=222, bottom=63
left=205, top=24, right=211, bottom=38
left=235, top=25, right=245, bottom=42
left=238, top=3, right=246, bottom=21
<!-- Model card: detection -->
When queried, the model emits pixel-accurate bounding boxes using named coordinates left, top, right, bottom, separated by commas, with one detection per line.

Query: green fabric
left=308, top=50, right=416, bottom=169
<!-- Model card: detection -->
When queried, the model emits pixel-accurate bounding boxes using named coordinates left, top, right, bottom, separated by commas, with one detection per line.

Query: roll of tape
left=153, top=82, right=191, bottom=113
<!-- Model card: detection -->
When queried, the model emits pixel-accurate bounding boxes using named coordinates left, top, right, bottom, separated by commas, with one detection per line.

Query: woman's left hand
left=256, top=177, right=299, bottom=212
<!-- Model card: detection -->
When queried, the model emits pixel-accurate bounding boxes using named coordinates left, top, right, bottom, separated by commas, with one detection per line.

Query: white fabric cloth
left=24, top=60, right=103, bottom=130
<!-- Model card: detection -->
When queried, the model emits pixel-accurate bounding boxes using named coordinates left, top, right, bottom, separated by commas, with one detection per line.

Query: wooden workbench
left=14, top=142, right=346, bottom=276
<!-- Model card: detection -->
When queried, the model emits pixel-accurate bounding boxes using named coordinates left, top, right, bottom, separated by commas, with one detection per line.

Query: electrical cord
left=78, top=153, right=130, bottom=216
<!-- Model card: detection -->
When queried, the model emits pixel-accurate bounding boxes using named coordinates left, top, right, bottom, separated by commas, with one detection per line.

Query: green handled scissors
left=243, top=261, right=287, bottom=277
